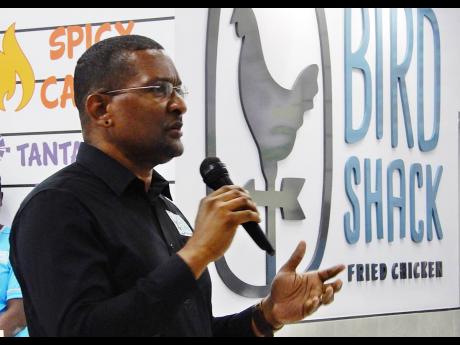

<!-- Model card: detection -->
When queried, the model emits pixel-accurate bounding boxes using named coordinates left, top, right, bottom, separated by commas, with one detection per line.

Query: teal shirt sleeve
left=7, top=265, right=29, bottom=337
left=6, top=261, right=23, bottom=301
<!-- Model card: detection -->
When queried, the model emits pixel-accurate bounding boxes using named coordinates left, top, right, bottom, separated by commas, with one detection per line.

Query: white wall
left=0, top=7, right=458, bottom=337
left=277, top=309, right=460, bottom=337
left=174, top=8, right=460, bottom=336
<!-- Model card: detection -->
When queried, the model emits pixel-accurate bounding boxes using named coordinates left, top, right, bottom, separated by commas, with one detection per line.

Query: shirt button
left=170, top=243, right=174, bottom=249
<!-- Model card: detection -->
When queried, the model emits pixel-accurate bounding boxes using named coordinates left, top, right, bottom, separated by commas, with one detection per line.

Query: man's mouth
left=167, top=122, right=183, bottom=137
left=169, top=122, right=183, bottom=130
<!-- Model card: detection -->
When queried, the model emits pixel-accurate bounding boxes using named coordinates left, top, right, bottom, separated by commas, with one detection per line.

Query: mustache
left=167, top=121, right=183, bottom=130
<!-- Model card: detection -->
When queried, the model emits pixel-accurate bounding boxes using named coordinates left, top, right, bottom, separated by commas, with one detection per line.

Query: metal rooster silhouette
left=231, top=8, right=319, bottom=281
left=231, top=8, right=319, bottom=191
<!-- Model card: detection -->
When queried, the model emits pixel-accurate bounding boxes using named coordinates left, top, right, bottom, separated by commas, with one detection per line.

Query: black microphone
left=200, top=157, right=275, bottom=256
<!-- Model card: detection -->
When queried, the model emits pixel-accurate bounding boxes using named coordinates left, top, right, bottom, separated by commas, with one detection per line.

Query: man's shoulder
left=17, top=163, right=100, bottom=214
left=28, top=163, right=88, bottom=194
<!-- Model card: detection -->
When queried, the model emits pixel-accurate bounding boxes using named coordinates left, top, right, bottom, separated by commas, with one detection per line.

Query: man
left=0, top=178, right=28, bottom=337
left=10, top=35, right=344, bottom=337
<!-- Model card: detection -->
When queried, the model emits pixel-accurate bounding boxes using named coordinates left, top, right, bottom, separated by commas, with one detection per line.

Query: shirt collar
left=149, top=170, right=172, bottom=200
left=76, top=142, right=172, bottom=199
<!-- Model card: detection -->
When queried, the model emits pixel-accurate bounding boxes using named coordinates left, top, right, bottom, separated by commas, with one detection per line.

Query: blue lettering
left=365, top=159, right=383, bottom=242
left=387, top=159, right=406, bottom=241
left=344, top=156, right=361, bottom=244
left=391, top=8, right=415, bottom=149
left=345, top=8, right=372, bottom=144
left=426, top=165, right=443, bottom=240
left=410, top=163, right=424, bottom=242
left=417, top=9, right=441, bottom=152
left=375, top=8, right=383, bottom=139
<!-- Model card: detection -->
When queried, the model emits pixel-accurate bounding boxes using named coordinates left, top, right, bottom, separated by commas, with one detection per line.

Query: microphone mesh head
left=200, top=157, right=231, bottom=190
left=200, top=157, right=222, bottom=178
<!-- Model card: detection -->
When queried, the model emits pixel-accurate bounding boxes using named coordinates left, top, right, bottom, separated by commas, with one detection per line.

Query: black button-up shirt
left=10, top=142, right=254, bottom=337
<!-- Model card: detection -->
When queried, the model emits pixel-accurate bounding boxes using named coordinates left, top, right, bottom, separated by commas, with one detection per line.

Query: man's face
left=105, top=49, right=187, bottom=166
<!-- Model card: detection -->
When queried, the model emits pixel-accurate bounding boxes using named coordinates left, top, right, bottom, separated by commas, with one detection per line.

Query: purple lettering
left=29, top=143, right=43, bottom=166
left=16, top=143, right=29, bottom=166
left=43, top=142, right=58, bottom=166
left=59, top=142, right=72, bottom=165
left=71, top=141, right=80, bottom=163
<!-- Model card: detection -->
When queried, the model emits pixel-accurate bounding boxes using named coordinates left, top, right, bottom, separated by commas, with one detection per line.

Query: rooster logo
left=0, top=23, right=35, bottom=112
left=231, top=8, right=319, bottom=185
left=231, top=7, right=319, bottom=284
left=206, top=8, right=333, bottom=297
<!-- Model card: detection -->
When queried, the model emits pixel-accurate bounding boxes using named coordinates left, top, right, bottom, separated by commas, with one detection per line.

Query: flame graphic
left=0, top=23, right=35, bottom=111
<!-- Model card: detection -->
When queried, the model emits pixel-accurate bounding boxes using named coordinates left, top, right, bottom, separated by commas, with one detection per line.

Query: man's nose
left=168, top=92, right=187, bottom=115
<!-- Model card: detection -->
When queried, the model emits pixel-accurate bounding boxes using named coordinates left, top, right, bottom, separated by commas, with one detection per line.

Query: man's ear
left=86, top=93, right=113, bottom=127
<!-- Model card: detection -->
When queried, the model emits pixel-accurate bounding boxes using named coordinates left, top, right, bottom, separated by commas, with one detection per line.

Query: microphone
left=200, top=157, right=275, bottom=256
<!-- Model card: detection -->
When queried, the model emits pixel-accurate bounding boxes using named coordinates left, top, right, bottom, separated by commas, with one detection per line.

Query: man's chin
left=157, top=143, right=184, bottom=164
left=172, top=142, right=184, bottom=157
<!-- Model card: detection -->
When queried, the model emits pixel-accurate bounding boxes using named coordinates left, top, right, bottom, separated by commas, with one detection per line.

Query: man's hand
left=260, top=241, right=345, bottom=328
left=178, top=185, right=260, bottom=278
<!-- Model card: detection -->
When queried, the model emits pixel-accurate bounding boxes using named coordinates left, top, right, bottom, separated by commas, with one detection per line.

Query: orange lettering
left=67, top=26, right=84, bottom=59
left=85, top=23, right=92, bottom=49
left=49, top=27, right=66, bottom=60
left=115, top=21, right=135, bottom=36
left=60, top=75, right=75, bottom=108
left=95, top=23, right=111, bottom=43
left=41, top=76, right=59, bottom=109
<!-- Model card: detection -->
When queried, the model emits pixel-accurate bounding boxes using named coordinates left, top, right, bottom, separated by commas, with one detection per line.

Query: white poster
left=0, top=8, right=176, bottom=225
left=175, top=8, right=460, bottom=320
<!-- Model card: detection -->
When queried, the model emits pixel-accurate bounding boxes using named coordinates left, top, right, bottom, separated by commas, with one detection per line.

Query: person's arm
left=0, top=299, right=26, bottom=337
left=10, top=189, right=199, bottom=337
left=176, top=185, right=262, bottom=337
left=213, top=241, right=345, bottom=337
left=211, top=306, right=256, bottom=337
left=252, top=241, right=345, bottom=337
left=177, top=185, right=261, bottom=279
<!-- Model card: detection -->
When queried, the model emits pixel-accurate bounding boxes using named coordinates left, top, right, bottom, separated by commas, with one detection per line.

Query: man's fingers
left=210, top=186, right=259, bottom=213
left=331, top=279, right=343, bottom=293
left=303, top=296, right=320, bottom=317
left=321, top=286, right=334, bottom=305
left=323, top=279, right=343, bottom=294
left=231, top=210, right=261, bottom=225
left=224, top=196, right=258, bottom=213
left=210, top=185, right=248, bottom=199
left=279, top=241, right=306, bottom=273
left=318, top=264, right=346, bottom=282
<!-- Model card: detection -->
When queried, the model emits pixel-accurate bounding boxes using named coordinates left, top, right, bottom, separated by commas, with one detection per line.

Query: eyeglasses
left=101, top=81, right=188, bottom=100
